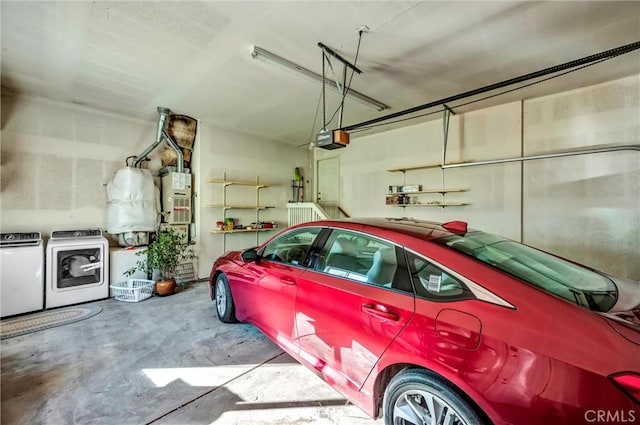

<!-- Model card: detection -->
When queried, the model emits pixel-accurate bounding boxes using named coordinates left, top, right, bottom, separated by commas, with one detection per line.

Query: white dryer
left=0, top=232, right=44, bottom=317
left=46, top=229, right=109, bottom=309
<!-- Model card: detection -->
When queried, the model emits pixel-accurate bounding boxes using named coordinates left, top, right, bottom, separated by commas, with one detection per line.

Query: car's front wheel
left=383, top=369, right=485, bottom=425
left=214, top=273, right=237, bottom=323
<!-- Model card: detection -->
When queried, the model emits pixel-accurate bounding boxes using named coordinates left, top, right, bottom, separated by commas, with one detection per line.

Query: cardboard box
left=386, top=195, right=401, bottom=205
left=401, top=184, right=422, bottom=193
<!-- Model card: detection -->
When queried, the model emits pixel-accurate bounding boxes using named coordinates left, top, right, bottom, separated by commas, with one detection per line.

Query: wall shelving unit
left=386, top=162, right=468, bottom=208
left=206, top=174, right=278, bottom=249
left=209, top=228, right=275, bottom=234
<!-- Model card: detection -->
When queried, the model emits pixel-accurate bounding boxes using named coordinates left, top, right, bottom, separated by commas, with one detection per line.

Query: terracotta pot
left=155, top=279, right=177, bottom=296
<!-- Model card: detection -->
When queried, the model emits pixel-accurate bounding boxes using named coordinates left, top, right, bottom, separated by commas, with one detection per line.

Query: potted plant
left=125, top=227, right=197, bottom=296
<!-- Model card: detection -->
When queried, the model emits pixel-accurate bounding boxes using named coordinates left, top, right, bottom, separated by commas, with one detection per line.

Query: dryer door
left=54, top=247, right=104, bottom=290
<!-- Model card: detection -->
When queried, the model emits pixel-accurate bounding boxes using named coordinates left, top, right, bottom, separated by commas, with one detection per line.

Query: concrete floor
left=1, top=282, right=383, bottom=425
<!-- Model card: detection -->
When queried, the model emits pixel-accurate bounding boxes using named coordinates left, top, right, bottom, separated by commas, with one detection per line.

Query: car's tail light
left=610, top=372, right=640, bottom=403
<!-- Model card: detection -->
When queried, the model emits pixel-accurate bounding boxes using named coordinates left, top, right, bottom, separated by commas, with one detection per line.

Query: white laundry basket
left=110, top=279, right=155, bottom=303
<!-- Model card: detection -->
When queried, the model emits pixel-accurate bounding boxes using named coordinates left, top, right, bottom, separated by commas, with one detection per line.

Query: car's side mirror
left=241, top=247, right=258, bottom=263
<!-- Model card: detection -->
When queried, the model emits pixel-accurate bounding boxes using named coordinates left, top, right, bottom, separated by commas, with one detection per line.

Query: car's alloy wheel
left=384, top=369, right=484, bottom=425
left=214, top=274, right=237, bottom=323
left=215, top=279, right=226, bottom=316
left=393, top=389, right=468, bottom=425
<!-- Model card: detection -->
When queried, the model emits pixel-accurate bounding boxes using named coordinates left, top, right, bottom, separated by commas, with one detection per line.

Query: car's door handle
left=280, top=276, right=296, bottom=285
left=362, top=304, right=399, bottom=321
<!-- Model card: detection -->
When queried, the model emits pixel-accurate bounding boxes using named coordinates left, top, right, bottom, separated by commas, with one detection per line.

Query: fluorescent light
left=250, top=46, right=388, bottom=112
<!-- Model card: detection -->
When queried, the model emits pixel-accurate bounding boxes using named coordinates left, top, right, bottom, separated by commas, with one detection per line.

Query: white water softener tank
left=107, top=167, right=158, bottom=246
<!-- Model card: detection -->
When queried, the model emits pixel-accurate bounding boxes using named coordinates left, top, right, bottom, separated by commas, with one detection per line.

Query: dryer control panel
left=51, top=229, right=103, bottom=239
left=0, top=232, right=42, bottom=246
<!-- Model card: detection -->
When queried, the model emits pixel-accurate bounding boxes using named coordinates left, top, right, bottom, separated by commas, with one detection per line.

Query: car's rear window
left=435, top=231, right=617, bottom=312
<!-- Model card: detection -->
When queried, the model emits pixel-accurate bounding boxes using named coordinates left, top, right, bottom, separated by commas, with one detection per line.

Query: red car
left=209, top=218, right=640, bottom=425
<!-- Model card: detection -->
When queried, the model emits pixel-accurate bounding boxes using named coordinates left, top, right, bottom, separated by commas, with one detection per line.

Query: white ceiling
left=2, top=1, right=639, bottom=145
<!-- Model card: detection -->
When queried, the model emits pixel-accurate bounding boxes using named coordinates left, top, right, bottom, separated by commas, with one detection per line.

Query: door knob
left=362, top=303, right=399, bottom=321
left=280, top=276, right=296, bottom=286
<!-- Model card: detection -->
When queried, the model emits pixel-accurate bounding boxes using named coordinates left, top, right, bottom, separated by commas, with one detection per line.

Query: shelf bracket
left=441, top=105, right=456, bottom=197
left=441, top=105, right=455, bottom=168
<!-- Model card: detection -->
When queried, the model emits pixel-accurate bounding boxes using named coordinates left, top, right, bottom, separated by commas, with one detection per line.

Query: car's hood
left=607, top=274, right=640, bottom=313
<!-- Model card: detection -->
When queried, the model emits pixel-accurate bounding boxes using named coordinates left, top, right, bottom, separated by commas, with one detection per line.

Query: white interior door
left=317, top=157, right=340, bottom=219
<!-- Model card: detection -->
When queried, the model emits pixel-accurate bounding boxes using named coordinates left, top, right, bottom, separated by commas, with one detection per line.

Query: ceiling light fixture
left=250, top=46, right=388, bottom=112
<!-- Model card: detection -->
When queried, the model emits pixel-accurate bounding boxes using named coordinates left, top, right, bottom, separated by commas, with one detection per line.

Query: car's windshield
left=435, top=231, right=617, bottom=312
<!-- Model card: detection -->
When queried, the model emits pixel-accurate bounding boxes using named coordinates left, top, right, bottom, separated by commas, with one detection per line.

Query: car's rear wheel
left=383, top=369, right=485, bottom=425
left=214, top=273, right=237, bottom=323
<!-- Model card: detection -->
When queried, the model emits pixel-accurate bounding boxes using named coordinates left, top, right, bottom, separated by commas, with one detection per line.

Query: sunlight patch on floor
left=142, top=365, right=258, bottom=387
left=142, top=363, right=303, bottom=387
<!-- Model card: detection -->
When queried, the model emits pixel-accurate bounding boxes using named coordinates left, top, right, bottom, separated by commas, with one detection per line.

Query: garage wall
left=0, top=93, right=308, bottom=280
left=315, top=101, right=524, bottom=241
left=315, top=74, right=639, bottom=280
left=0, top=94, right=159, bottom=235
left=523, top=75, right=639, bottom=280
left=196, top=124, right=307, bottom=278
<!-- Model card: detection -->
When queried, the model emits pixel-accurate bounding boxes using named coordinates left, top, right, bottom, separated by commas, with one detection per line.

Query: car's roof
left=304, top=217, right=472, bottom=242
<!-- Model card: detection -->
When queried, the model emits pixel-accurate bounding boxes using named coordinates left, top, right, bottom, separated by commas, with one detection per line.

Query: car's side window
left=406, top=251, right=475, bottom=301
left=260, top=228, right=321, bottom=266
left=315, top=230, right=411, bottom=292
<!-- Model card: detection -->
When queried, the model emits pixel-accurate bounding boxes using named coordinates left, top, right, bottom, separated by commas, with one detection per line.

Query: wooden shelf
left=210, top=228, right=278, bottom=234
left=391, top=203, right=468, bottom=207
left=206, top=178, right=270, bottom=188
left=205, top=204, right=275, bottom=211
left=207, top=173, right=277, bottom=250
left=386, top=189, right=465, bottom=195
left=387, top=161, right=467, bottom=172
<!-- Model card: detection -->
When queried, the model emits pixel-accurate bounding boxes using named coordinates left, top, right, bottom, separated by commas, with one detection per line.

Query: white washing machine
left=46, top=229, right=109, bottom=309
left=0, top=232, right=44, bottom=318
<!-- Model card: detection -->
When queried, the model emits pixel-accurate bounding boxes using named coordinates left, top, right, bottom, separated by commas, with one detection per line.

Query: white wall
left=193, top=123, right=307, bottom=278
left=0, top=94, right=159, bottom=235
left=522, top=76, right=639, bottom=279
left=0, top=93, right=308, bottom=279
left=314, top=75, right=639, bottom=280
left=316, top=101, right=524, bottom=240
left=2, top=75, right=637, bottom=281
